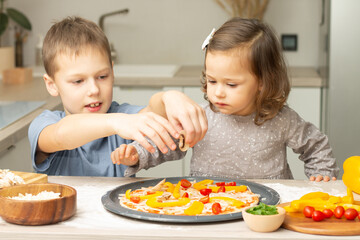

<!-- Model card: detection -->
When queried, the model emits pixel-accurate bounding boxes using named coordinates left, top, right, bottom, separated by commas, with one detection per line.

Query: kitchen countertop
left=113, top=66, right=324, bottom=87
left=0, top=65, right=323, bottom=155
left=0, top=177, right=356, bottom=240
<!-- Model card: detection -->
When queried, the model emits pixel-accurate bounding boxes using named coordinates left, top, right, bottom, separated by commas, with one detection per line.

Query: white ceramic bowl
left=242, top=206, right=286, bottom=232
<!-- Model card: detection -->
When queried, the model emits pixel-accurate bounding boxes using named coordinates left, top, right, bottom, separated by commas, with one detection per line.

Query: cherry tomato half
left=199, top=196, right=209, bottom=204
left=212, top=202, right=221, bottom=215
left=344, top=208, right=358, bottom=220
left=130, top=196, right=141, bottom=203
left=182, top=192, right=189, bottom=198
left=216, top=182, right=225, bottom=186
left=322, top=209, right=334, bottom=218
left=180, top=179, right=192, bottom=189
left=334, top=206, right=345, bottom=219
left=225, top=181, right=236, bottom=186
left=217, top=186, right=226, bottom=193
left=200, top=188, right=212, bottom=196
left=312, top=210, right=325, bottom=222
left=303, top=206, right=315, bottom=218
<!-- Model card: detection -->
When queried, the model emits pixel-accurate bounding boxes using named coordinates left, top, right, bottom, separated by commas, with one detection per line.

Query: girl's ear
left=258, top=79, right=264, bottom=92
left=43, top=74, right=59, bottom=97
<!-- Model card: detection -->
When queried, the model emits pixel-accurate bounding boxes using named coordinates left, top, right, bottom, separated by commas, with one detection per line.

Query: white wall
left=7, top=0, right=321, bottom=67
left=327, top=0, right=360, bottom=177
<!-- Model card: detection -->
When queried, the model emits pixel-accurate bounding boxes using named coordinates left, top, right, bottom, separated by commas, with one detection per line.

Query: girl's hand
left=162, top=91, right=208, bottom=147
left=309, top=175, right=337, bottom=182
left=111, top=144, right=139, bottom=166
left=110, top=112, right=177, bottom=154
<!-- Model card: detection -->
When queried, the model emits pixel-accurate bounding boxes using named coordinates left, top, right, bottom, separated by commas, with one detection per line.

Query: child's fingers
left=187, top=107, right=208, bottom=146
left=174, top=108, right=208, bottom=147
left=118, top=144, right=126, bottom=160
left=111, top=149, right=121, bottom=165
left=124, top=145, right=134, bottom=158
left=310, top=175, right=334, bottom=182
left=111, top=151, right=117, bottom=164
left=150, top=114, right=178, bottom=150
left=125, top=146, right=139, bottom=164
left=323, top=176, right=330, bottom=182
left=132, top=132, right=156, bottom=153
left=315, top=175, right=323, bottom=182
left=152, top=113, right=179, bottom=140
left=138, top=117, right=176, bottom=153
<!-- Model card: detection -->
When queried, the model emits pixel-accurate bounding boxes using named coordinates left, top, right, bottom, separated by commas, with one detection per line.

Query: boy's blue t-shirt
left=28, top=101, right=144, bottom=177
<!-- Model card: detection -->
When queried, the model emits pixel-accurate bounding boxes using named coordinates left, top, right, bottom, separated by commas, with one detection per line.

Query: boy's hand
left=309, top=175, right=337, bottom=182
left=111, top=112, right=178, bottom=154
left=162, top=91, right=208, bottom=147
left=111, top=144, right=139, bottom=166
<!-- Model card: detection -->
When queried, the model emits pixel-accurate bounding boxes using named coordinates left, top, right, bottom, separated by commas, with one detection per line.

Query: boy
left=28, top=16, right=207, bottom=177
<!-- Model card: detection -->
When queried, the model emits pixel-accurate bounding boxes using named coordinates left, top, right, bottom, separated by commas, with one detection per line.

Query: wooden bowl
left=0, top=183, right=76, bottom=225
left=242, top=206, right=286, bottom=232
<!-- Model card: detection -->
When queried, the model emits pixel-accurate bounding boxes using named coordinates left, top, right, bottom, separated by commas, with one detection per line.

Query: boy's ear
left=43, top=74, right=59, bottom=96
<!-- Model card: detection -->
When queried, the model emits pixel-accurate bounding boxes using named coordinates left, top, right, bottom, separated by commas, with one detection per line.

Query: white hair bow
left=201, top=28, right=216, bottom=50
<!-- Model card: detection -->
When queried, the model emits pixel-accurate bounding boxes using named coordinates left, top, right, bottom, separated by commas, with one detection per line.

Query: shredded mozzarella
left=9, top=190, right=61, bottom=200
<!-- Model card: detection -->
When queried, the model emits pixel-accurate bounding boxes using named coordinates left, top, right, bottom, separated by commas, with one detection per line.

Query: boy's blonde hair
left=202, top=18, right=290, bottom=125
left=42, top=16, right=112, bottom=78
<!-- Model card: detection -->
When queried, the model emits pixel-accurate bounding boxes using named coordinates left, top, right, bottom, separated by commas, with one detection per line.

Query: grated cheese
left=9, top=190, right=61, bottom=200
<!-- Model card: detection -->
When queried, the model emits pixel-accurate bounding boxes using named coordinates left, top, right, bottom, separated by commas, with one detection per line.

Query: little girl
left=112, top=18, right=339, bottom=181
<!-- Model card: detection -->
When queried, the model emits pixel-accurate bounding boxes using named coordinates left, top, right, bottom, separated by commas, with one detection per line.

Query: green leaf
left=6, top=8, right=31, bottom=30
left=0, top=12, right=8, bottom=36
left=246, top=202, right=279, bottom=215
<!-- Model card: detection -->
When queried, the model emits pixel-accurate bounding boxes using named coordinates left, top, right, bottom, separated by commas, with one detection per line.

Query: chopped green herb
left=246, top=202, right=278, bottom=215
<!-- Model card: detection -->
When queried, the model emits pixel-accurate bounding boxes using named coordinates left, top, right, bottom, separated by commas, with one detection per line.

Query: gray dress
left=125, top=104, right=339, bottom=179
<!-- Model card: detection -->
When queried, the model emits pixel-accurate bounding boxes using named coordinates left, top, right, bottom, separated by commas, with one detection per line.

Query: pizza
left=119, top=178, right=260, bottom=216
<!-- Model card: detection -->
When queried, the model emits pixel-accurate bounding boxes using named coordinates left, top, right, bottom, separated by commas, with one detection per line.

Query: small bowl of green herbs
left=242, top=203, right=285, bottom=232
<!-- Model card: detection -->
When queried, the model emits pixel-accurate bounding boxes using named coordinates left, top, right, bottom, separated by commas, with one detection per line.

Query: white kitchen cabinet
left=0, top=137, right=33, bottom=172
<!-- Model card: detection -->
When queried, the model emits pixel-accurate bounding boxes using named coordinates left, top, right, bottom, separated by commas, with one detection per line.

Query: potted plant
left=0, top=0, right=31, bottom=71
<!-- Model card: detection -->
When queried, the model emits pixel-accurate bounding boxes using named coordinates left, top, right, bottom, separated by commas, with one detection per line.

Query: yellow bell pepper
left=209, top=185, right=247, bottom=193
left=146, top=197, right=190, bottom=208
left=125, top=189, right=132, bottom=199
left=345, top=187, right=354, bottom=204
left=339, top=203, right=360, bottom=211
left=164, top=182, right=174, bottom=193
left=290, top=198, right=336, bottom=211
left=209, top=196, right=244, bottom=207
left=327, top=196, right=342, bottom=204
left=283, top=205, right=299, bottom=213
left=139, top=191, right=163, bottom=200
left=173, top=181, right=181, bottom=199
left=184, top=201, right=204, bottom=215
left=193, top=179, right=214, bottom=191
left=343, top=156, right=360, bottom=194
left=341, top=195, right=354, bottom=204
left=300, top=191, right=330, bottom=200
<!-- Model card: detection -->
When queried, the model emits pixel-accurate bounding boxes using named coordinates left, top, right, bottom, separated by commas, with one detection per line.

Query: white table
left=0, top=176, right=357, bottom=240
